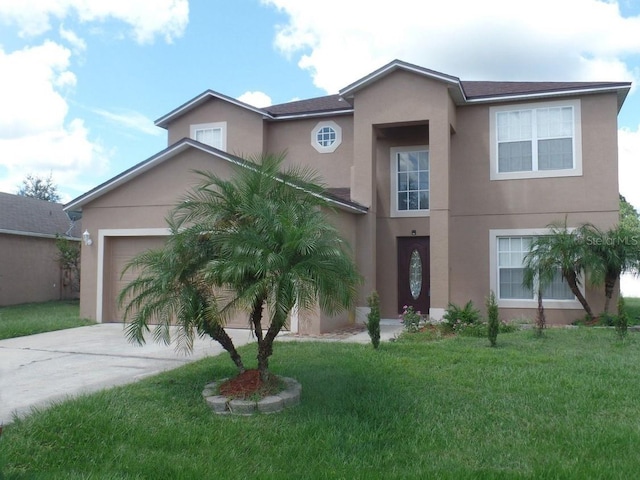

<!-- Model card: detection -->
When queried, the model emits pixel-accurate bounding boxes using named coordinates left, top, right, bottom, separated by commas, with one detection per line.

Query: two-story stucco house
left=65, top=60, right=631, bottom=334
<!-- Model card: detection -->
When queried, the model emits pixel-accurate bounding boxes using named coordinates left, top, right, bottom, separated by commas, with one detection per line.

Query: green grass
left=0, top=300, right=94, bottom=340
left=3, top=328, right=640, bottom=478
left=623, top=296, right=640, bottom=324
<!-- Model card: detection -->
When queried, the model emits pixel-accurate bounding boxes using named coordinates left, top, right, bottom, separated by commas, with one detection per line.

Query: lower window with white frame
left=490, top=229, right=579, bottom=308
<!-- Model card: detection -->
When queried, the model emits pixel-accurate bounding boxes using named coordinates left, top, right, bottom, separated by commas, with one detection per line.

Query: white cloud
left=0, top=42, right=109, bottom=198
left=237, top=91, right=273, bottom=108
left=619, top=124, right=640, bottom=211
left=0, top=118, right=110, bottom=202
left=0, top=0, right=189, bottom=44
left=264, top=0, right=640, bottom=92
left=0, top=42, right=73, bottom=139
left=59, top=25, right=87, bottom=53
left=94, top=108, right=163, bottom=136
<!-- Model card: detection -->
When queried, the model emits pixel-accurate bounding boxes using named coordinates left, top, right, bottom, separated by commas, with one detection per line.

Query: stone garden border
left=202, top=376, right=301, bottom=415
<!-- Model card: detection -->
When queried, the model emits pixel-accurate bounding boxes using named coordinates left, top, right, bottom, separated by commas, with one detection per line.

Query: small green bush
left=443, top=300, right=481, bottom=333
left=486, top=291, right=499, bottom=347
left=366, top=291, right=381, bottom=348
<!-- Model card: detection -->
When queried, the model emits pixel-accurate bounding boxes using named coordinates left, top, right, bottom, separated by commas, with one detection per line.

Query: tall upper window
left=490, top=100, right=582, bottom=180
left=311, top=120, right=342, bottom=153
left=391, top=146, right=429, bottom=217
left=190, top=122, right=227, bottom=151
left=490, top=229, right=579, bottom=309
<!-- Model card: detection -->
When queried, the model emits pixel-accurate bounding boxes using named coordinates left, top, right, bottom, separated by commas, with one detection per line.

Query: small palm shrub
left=486, top=290, right=499, bottom=347
left=366, top=291, right=381, bottom=349
left=443, top=300, right=481, bottom=333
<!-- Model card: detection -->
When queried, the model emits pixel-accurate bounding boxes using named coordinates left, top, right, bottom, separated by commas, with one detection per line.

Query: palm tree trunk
left=203, top=321, right=245, bottom=373
left=565, top=270, right=595, bottom=321
left=257, top=314, right=287, bottom=382
left=251, top=298, right=264, bottom=342
left=603, top=274, right=617, bottom=314
left=536, top=288, right=546, bottom=335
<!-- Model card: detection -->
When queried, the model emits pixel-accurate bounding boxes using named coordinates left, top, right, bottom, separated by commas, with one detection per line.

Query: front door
left=397, top=236, right=430, bottom=314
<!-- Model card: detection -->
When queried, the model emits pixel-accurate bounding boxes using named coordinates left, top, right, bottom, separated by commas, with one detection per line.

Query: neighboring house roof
left=155, top=60, right=631, bottom=129
left=0, top=192, right=80, bottom=239
left=64, top=138, right=368, bottom=215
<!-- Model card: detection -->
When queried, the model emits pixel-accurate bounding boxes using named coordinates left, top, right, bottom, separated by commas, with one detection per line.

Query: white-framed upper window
left=190, top=122, right=227, bottom=151
left=490, top=100, right=582, bottom=180
left=390, top=146, right=429, bottom=218
left=311, top=120, right=342, bottom=153
left=489, top=228, right=580, bottom=309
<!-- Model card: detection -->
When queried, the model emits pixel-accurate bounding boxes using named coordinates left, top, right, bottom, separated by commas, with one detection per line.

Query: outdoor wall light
left=82, top=230, right=93, bottom=246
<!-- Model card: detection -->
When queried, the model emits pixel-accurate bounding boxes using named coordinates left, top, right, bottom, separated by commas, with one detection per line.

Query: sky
left=1, top=0, right=640, bottom=290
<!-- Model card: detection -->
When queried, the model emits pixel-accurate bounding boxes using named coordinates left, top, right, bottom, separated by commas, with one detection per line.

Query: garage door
left=102, top=235, right=250, bottom=328
left=103, top=236, right=167, bottom=323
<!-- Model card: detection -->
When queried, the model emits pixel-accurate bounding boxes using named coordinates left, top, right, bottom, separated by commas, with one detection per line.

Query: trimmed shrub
left=486, top=290, right=499, bottom=347
left=366, top=291, right=381, bottom=349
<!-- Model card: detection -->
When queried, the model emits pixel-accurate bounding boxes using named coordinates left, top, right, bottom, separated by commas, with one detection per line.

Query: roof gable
left=340, top=59, right=463, bottom=100
left=155, top=90, right=269, bottom=129
left=0, top=192, right=78, bottom=238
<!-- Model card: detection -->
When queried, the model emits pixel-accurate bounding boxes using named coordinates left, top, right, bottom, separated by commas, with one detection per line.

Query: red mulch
left=219, top=369, right=263, bottom=398
left=218, top=369, right=286, bottom=400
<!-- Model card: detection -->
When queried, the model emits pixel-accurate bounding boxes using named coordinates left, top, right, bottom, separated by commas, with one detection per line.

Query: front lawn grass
left=3, top=328, right=640, bottom=478
left=0, top=300, right=93, bottom=340
left=623, top=296, right=640, bottom=324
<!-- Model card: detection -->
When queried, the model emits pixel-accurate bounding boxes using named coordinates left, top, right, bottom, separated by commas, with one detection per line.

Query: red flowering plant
left=400, top=305, right=422, bottom=333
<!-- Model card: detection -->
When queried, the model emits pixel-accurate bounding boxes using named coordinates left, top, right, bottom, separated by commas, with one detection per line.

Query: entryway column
left=428, top=119, right=451, bottom=321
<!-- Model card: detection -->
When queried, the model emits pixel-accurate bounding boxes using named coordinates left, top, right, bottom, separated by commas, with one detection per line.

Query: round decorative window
left=311, top=121, right=342, bottom=153
left=409, top=249, right=422, bottom=300
left=316, top=126, right=336, bottom=147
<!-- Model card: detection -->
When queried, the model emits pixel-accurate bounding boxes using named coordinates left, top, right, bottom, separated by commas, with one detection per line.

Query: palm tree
left=581, top=223, right=640, bottom=314
left=120, top=153, right=361, bottom=381
left=523, top=219, right=595, bottom=321
left=118, top=222, right=246, bottom=372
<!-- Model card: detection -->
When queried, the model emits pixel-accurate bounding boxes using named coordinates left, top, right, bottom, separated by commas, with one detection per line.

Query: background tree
left=619, top=194, right=640, bottom=233
left=120, top=154, right=361, bottom=381
left=581, top=222, right=640, bottom=314
left=579, top=197, right=640, bottom=314
left=55, top=235, right=81, bottom=293
left=17, top=173, right=61, bottom=202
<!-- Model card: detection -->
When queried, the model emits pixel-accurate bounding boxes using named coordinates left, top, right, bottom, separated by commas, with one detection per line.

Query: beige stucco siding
left=265, top=116, right=354, bottom=188
left=447, top=93, right=620, bottom=324
left=165, top=98, right=265, bottom=155
left=450, top=94, right=619, bottom=218
left=0, top=234, right=76, bottom=306
left=301, top=208, right=359, bottom=334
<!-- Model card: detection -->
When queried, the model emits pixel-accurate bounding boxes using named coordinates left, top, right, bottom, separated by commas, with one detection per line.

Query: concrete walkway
left=0, top=321, right=403, bottom=425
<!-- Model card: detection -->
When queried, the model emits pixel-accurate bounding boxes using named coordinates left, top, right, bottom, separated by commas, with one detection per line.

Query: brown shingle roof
left=0, top=192, right=80, bottom=238
left=460, top=80, right=630, bottom=100
left=260, top=80, right=629, bottom=117
left=264, top=94, right=352, bottom=117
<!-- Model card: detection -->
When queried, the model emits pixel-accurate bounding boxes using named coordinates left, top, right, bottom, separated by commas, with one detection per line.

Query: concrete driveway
left=0, top=324, right=256, bottom=425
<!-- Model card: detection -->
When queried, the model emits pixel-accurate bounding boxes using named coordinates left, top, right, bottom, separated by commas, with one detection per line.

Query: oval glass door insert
left=409, top=249, right=422, bottom=300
